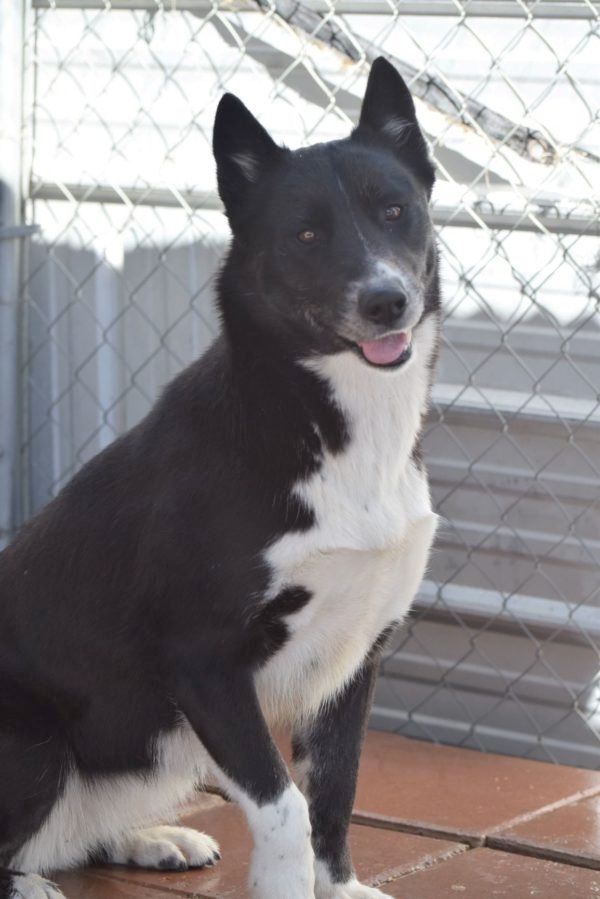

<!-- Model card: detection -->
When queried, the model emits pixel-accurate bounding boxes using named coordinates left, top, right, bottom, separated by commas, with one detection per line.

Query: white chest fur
left=256, top=317, right=439, bottom=725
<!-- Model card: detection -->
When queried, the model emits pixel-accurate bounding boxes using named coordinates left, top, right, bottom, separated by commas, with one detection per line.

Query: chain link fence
left=12, top=0, right=600, bottom=766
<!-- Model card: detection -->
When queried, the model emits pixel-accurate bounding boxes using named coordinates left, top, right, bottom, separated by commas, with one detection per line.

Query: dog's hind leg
left=97, top=825, right=220, bottom=871
left=0, top=701, right=67, bottom=899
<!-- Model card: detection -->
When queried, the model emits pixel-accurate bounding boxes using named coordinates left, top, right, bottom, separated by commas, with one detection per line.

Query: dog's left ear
left=354, top=57, right=435, bottom=192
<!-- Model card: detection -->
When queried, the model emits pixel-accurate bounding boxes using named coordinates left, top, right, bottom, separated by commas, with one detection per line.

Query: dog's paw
left=106, top=824, right=221, bottom=871
left=249, top=848, right=315, bottom=899
left=9, top=873, right=66, bottom=899
left=317, top=884, right=392, bottom=899
left=316, top=874, right=392, bottom=899
left=250, top=867, right=315, bottom=899
left=249, top=831, right=315, bottom=899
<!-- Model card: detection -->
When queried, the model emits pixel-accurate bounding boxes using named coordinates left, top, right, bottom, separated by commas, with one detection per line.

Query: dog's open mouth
left=357, top=330, right=412, bottom=368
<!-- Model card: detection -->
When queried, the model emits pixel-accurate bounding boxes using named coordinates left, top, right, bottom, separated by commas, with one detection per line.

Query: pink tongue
left=358, top=332, right=409, bottom=365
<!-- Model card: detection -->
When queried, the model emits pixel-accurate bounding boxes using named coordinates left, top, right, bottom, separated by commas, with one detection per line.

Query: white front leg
left=241, top=783, right=315, bottom=899
left=175, top=661, right=315, bottom=898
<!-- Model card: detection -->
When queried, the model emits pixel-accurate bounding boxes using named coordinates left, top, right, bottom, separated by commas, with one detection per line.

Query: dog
left=0, top=56, right=440, bottom=899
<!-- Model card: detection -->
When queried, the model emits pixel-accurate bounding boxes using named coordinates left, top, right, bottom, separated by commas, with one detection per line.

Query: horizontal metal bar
left=30, top=181, right=223, bottom=210
left=30, top=0, right=600, bottom=18
left=435, top=205, right=600, bottom=236
left=33, top=0, right=237, bottom=8
left=0, top=223, right=40, bottom=240
left=431, top=382, right=600, bottom=429
left=332, top=1, right=600, bottom=17
left=414, top=578, right=600, bottom=642
left=428, top=395, right=600, bottom=443
left=31, top=181, right=600, bottom=237
left=380, top=637, right=591, bottom=707
left=370, top=706, right=600, bottom=763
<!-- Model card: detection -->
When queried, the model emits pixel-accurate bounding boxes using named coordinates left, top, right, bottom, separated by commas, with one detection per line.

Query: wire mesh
left=19, top=0, right=600, bottom=765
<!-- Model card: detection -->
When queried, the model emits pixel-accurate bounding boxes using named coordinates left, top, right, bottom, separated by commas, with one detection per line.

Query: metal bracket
left=0, top=223, right=40, bottom=241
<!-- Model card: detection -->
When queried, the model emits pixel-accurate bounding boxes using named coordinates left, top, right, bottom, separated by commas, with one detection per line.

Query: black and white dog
left=0, top=57, right=440, bottom=899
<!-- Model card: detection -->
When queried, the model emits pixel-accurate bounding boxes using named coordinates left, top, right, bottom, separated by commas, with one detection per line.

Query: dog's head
left=213, top=57, right=439, bottom=369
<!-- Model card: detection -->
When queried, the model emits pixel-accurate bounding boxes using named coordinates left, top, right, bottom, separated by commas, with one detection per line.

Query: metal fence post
left=0, top=0, right=26, bottom=548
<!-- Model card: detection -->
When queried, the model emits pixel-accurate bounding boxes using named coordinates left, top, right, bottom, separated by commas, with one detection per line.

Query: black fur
left=292, top=637, right=384, bottom=884
left=0, top=56, right=440, bottom=896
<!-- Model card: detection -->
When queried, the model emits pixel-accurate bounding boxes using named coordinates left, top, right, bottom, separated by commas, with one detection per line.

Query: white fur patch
left=12, top=724, right=210, bottom=874
left=257, top=315, right=439, bottom=724
left=371, top=258, right=405, bottom=282
left=103, top=824, right=220, bottom=869
left=230, top=152, right=259, bottom=182
left=382, top=116, right=413, bottom=145
left=216, top=777, right=314, bottom=899
left=315, top=861, right=392, bottom=898
left=369, top=258, right=416, bottom=298
left=9, top=874, right=65, bottom=899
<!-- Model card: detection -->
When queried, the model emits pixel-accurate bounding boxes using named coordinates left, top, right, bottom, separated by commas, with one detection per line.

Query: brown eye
left=385, top=205, right=403, bottom=222
left=298, top=229, right=316, bottom=244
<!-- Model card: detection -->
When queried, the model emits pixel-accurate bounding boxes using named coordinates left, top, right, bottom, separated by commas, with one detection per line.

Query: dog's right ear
left=213, top=94, right=285, bottom=224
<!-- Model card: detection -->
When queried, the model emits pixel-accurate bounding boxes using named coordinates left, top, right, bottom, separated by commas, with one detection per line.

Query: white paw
left=106, top=824, right=221, bottom=870
left=250, top=863, right=315, bottom=899
left=341, top=886, right=391, bottom=899
left=316, top=873, right=392, bottom=899
left=9, top=873, right=66, bottom=899
left=317, top=884, right=393, bottom=899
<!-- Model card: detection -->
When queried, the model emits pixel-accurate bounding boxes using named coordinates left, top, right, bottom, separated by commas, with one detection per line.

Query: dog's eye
left=385, top=205, right=404, bottom=222
left=297, top=229, right=316, bottom=244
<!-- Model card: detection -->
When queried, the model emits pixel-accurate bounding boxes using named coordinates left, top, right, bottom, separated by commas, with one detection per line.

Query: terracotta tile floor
left=53, top=731, right=600, bottom=898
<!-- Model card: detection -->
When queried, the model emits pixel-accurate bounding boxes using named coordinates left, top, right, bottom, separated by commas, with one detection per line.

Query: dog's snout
left=359, top=288, right=407, bottom=328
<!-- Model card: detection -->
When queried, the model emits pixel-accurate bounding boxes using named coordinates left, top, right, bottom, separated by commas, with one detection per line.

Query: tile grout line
left=486, top=784, right=600, bottom=836
left=351, top=812, right=484, bottom=847
left=353, top=784, right=600, bottom=869
left=372, top=842, right=474, bottom=888
left=484, top=835, right=600, bottom=872
left=88, top=869, right=211, bottom=898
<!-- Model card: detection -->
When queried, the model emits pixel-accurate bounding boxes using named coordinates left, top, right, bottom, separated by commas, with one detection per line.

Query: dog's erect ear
left=213, top=94, right=285, bottom=223
left=358, top=57, right=418, bottom=132
left=354, top=57, right=435, bottom=191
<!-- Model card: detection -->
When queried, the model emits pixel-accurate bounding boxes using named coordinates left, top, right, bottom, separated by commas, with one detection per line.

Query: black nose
left=359, top=289, right=407, bottom=327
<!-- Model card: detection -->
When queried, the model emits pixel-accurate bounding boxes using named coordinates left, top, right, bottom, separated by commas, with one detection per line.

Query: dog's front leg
left=293, top=654, right=392, bottom=899
left=175, top=662, right=315, bottom=899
